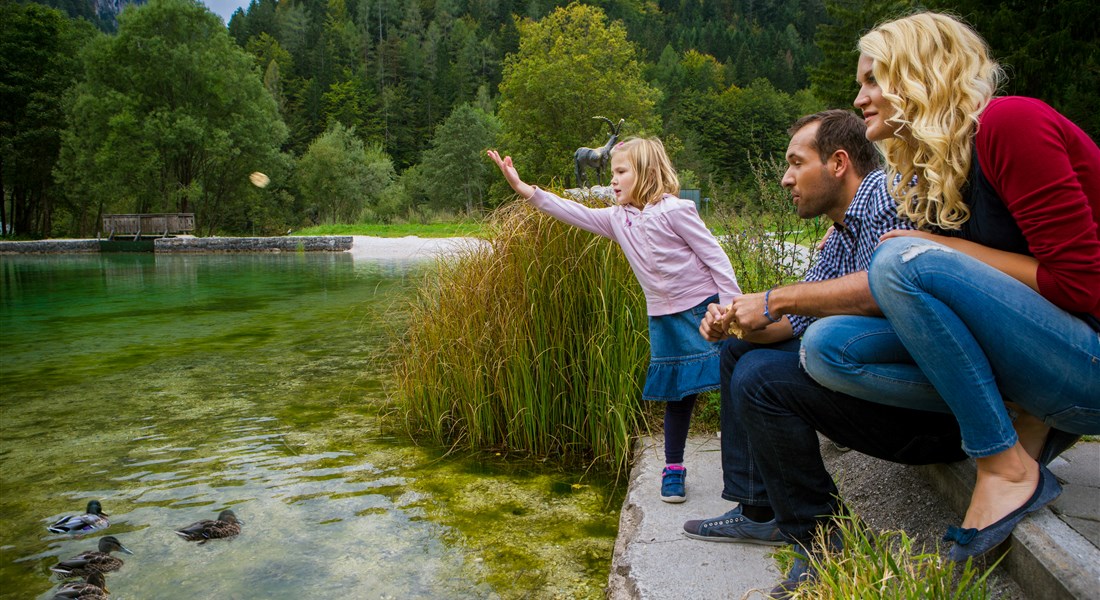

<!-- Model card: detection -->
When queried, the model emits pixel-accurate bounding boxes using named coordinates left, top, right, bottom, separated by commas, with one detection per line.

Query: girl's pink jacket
left=529, top=188, right=741, bottom=316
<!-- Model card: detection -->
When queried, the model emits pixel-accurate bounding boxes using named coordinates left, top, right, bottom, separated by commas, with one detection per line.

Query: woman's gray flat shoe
left=944, top=463, right=1062, bottom=562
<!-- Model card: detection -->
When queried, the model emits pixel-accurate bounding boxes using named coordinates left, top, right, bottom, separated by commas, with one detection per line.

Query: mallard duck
left=51, top=535, right=133, bottom=578
left=51, top=571, right=108, bottom=599
left=48, top=501, right=109, bottom=535
left=174, top=509, right=243, bottom=544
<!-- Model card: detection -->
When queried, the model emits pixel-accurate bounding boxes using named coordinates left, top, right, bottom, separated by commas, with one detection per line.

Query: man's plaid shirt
left=787, top=169, right=916, bottom=338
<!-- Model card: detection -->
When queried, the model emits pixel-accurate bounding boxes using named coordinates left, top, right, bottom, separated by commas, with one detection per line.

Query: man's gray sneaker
left=682, top=505, right=785, bottom=545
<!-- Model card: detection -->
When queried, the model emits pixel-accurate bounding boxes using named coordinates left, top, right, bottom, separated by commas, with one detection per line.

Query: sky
left=201, top=0, right=249, bottom=23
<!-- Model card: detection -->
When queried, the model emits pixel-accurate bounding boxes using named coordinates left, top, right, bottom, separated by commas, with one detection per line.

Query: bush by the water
left=393, top=194, right=650, bottom=472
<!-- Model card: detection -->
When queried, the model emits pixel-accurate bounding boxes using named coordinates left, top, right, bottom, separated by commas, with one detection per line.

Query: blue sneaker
left=682, top=505, right=785, bottom=545
left=770, top=544, right=816, bottom=598
left=661, top=465, right=686, bottom=503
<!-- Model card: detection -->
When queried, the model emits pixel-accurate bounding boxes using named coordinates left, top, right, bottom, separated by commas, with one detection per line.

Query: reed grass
left=766, top=516, right=997, bottom=599
left=393, top=194, right=650, bottom=472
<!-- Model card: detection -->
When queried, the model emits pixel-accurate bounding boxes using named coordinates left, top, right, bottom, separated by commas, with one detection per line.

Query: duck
left=51, top=571, right=109, bottom=599
left=48, top=501, right=110, bottom=535
left=174, top=509, right=243, bottom=544
left=51, top=535, right=133, bottom=578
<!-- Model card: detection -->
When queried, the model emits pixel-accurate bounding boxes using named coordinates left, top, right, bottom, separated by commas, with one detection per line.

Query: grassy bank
left=293, top=222, right=486, bottom=238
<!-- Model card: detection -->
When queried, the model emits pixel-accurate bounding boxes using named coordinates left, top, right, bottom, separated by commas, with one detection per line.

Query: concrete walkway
left=608, top=436, right=781, bottom=600
left=609, top=435, right=1099, bottom=599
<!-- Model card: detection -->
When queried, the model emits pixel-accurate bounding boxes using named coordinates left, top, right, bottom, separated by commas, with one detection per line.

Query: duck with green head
left=51, top=535, right=133, bottom=578
left=48, top=501, right=109, bottom=535
left=175, top=509, right=243, bottom=544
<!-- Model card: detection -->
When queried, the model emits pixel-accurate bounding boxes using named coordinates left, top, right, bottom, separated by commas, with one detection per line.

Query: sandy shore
left=347, top=235, right=486, bottom=261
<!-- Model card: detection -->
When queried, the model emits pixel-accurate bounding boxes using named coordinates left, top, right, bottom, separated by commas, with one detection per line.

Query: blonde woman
left=488, top=138, right=741, bottom=503
left=801, top=12, right=1100, bottom=562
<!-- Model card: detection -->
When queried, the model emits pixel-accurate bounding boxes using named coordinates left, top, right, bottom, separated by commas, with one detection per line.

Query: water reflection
left=0, top=252, right=621, bottom=599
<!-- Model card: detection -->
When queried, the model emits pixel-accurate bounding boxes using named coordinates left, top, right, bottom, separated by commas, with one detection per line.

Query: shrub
left=393, top=194, right=649, bottom=472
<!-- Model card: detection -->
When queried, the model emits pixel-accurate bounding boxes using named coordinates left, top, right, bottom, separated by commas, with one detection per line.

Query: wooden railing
left=102, top=214, right=195, bottom=240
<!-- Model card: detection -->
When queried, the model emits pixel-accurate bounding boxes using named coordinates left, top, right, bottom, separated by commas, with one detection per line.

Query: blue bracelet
left=763, top=288, right=781, bottom=323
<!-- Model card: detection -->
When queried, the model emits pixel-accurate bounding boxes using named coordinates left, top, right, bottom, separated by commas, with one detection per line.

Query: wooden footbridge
left=101, top=213, right=195, bottom=240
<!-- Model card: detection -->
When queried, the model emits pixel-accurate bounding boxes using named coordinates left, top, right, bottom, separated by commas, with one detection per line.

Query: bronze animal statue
left=573, top=117, right=625, bottom=188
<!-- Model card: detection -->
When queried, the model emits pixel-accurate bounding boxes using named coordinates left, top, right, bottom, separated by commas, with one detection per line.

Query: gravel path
left=347, top=235, right=485, bottom=261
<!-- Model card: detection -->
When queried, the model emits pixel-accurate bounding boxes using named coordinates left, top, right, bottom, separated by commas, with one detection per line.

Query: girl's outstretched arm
left=487, top=150, right=535, bottom=199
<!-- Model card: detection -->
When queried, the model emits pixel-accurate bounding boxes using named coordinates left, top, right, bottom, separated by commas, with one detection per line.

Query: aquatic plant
left=393, top=193, right=649, bottom=473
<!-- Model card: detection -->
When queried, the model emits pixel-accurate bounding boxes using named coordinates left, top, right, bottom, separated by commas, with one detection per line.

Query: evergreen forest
left=3, top=0, right=1097, bottom=238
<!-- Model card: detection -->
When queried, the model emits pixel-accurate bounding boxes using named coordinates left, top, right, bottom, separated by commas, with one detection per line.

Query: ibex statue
left=573, top=116, right=625, bottom=188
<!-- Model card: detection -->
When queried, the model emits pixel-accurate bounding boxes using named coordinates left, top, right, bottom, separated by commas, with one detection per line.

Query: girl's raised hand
left=487, top=150, right=535, bottom=199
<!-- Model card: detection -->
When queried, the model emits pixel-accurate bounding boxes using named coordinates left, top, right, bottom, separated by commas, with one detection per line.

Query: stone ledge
left=0, top=237, right=354, bottom=254
left=0, top=239, right=100, bottom=253
left=155, top=236, right=352, bottom=252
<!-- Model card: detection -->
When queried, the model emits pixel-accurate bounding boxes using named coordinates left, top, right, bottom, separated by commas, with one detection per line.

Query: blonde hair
left=614, top=137, right=680, bottom=207
left=859, top=12, right=1004, bottom=230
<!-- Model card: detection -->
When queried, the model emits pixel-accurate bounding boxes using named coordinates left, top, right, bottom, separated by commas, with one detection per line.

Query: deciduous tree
left=296, top=123, right=393, bottom=223
left=497, top=3, right=660, bottom=184
left=0, top=3, right=95, bottom=237
left=57, top=0, right=288, bottom=235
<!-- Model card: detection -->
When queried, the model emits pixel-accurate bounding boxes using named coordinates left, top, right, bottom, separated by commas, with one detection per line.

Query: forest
left=2, top=0, right=1097, bottom=238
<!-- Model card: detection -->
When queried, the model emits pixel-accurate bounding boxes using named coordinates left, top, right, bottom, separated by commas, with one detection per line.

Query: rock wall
left=0, top=237, right=353, bottom=254
left=0, top=240, right=100, bottom=254
left=155, top=237, right=353, bottom=253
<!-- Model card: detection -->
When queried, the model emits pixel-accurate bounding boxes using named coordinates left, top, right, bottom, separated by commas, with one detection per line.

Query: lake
left=0, top=252, right=623, bottom=599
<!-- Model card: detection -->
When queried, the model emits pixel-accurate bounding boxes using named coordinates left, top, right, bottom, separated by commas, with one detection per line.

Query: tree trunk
left=0, top=156, right=7, bottom=236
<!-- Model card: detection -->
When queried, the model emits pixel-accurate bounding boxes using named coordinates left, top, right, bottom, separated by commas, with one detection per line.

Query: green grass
left=776, top=516, right=998, bottom=599
left=292, top=222, right=487, bottom=238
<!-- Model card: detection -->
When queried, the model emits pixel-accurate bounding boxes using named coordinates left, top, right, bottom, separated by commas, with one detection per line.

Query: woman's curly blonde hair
left=860, top=12, right=1004, bottom=230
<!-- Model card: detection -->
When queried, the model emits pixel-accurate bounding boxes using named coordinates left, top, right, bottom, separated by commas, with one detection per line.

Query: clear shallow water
left=0, top=253, right=622, bottom=599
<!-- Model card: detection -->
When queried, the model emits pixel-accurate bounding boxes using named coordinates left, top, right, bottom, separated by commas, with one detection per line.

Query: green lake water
left=0, top=252, right=624, bottom=599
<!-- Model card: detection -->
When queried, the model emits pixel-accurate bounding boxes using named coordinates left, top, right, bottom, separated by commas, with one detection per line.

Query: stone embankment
left=0, top=236, right=352, bottom=254
left=155, top=236, right=352, bottom=252
left=0, top=239, right=101, bottom=253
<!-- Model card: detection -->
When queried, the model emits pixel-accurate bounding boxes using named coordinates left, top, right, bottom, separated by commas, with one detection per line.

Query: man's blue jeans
left=731, top=347, right=965, bottom=544
left=718, top=337, right=801, bottom=505
left=802, top=237, right=1100, bottom=457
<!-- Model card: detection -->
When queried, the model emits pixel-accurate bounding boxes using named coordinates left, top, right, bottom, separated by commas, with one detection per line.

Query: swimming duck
left=51, top=535, right=133, bottom=578
left=51, top=571, right=108, bottom=599
left=48, top=501, right=109, bottom=535
left=174, top=509, right=243, bottom=544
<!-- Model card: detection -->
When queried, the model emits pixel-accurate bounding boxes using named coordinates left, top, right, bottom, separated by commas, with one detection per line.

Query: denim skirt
left=642, top=295, right=721, bottom=401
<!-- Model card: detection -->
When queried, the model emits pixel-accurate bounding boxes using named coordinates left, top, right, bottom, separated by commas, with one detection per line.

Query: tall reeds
left=393, top=194, right=650, bottom=473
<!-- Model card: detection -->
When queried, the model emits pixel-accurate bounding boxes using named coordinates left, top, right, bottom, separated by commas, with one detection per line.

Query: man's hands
left=726, top=292, right=775, bottom=332
left=699, top=292, right=793, bottom=344
left=487, top=150, right=535, bottom=199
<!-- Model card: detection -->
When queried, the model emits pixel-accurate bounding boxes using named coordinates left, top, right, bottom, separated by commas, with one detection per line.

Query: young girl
left=488, top=138, right=741, bottom=502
